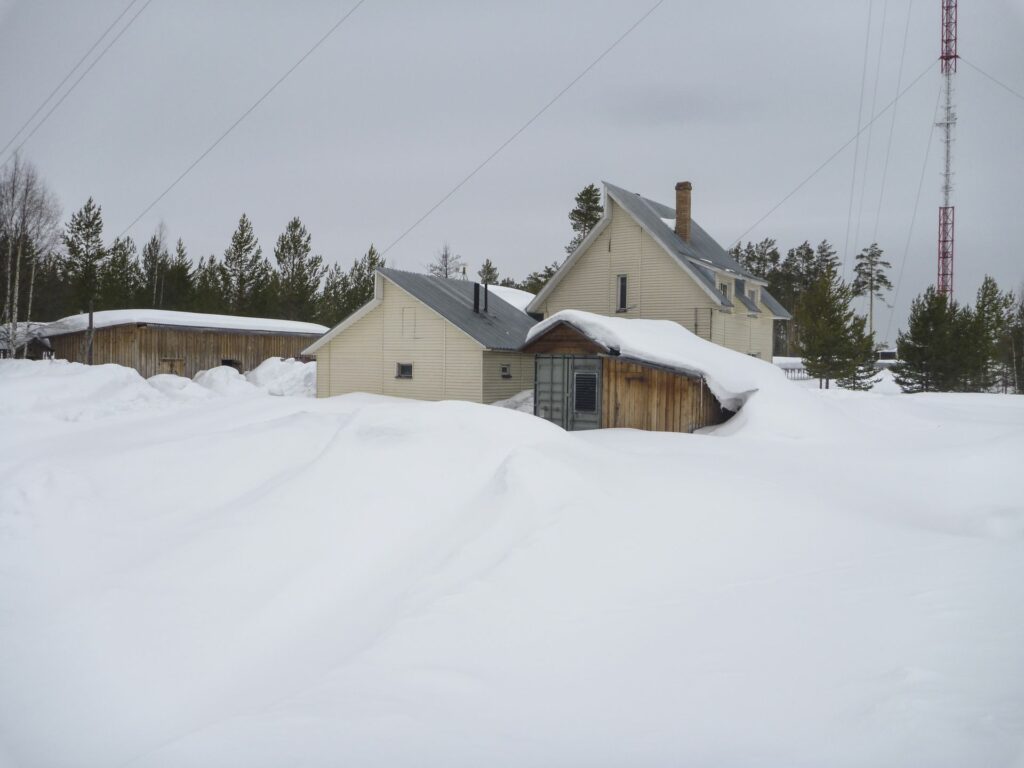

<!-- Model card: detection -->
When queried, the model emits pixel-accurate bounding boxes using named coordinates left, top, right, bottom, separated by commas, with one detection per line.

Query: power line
left=3, top=0, right=155, bottom=165
left=0, top=0, right=140, bottom=158
left=960, top=56, right=1024, bottom=104
left=853, top=0, right=888, bottom=254
left=883, top=84, right=942, bottom=344
left=842, top=0, right=875, bottom=276
left=119, top=0, right=368, bottom=238
left=731, top=58, right=933, bottom=247
left=872, top=0, right=914, bottom=244
left=380, top=0, right=666, bottom=257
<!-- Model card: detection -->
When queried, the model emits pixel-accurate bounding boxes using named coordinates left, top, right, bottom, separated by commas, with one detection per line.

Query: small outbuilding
left=41, top=309, right=327, bottom=378
left=521, top=311, right=758, bottom=433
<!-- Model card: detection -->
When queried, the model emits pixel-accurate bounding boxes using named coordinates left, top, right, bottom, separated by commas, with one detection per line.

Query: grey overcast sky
left=1, top=0, right=1022, bottom=342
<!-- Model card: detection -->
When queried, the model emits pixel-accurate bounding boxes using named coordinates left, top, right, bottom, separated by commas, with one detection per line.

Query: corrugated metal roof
left=758, top=288, right=792, bottom=320
left=380, top=268, right=536, bottom=351
left=603, top=182, right=791, bottom=319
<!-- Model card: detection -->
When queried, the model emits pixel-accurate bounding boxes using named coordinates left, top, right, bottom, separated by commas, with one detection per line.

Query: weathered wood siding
left=601, top=357, right=725, bottom=433
left=313, top=277, right=489, bottom=402
left=47, top=325, right=320, bottom=379
left=481, top=350, right=535, bottom=404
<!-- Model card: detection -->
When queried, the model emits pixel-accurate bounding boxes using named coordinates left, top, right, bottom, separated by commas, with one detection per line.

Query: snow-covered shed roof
left=41, top=310, right=328, bottom=338
left=524, top=310, right=786, bottom=411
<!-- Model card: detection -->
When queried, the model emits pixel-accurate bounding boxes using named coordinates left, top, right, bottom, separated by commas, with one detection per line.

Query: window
left=395, top=363, right=413, bottom=379
left=719, top=282, right=729, bottom=298
left=500, top=364, right=512, bottom=379
left=748, top=289, right=757, bottom=303
left=221, top=359, right=241, bottom=372
left=574, top=372, right=598, bottom=412
left=617, top=274, right=628, bottom=312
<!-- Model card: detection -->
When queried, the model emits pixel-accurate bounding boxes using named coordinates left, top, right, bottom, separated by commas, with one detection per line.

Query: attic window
left=500, top=363, right=512, bottom=379
left=719, top=282, right=729, bottom=298
left=395, top=363, right=413, bottom=379
left=616, top=274, right=628, bottom=312
left=748, top=289, right=757, bottom=302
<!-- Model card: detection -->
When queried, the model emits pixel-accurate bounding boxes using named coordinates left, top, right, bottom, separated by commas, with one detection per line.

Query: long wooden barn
left=521, top=315, right=732, bottom=433
left=42, top=309, right=327, bottom=379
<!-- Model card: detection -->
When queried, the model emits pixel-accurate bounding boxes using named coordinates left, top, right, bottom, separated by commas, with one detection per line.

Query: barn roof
left=379, top=268, right=536, bottom=351
left=524, top=310, right=788, bottom=411
left=40, top=310, right=328, bottom=338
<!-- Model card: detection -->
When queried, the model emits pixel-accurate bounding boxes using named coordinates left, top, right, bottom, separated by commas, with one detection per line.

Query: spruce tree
left=222, top=213, right=272, bottom=315
left=795, top=264, right=864, bottom=388
left=969, top=275, right=1014, bottom=391
left=162, top=239, right=195, bottom=311
left=850, top=243, right=893, bottom=336
left=191, top=255, right=227, bottom=313
left=97, top=236, right=142, bottom=309
left=892, top=287, right=970, bottom=392
left=63, top=198, right=106, bottom=314
left=477, top=258, right=499, bottom=285
left=566, top=183, right=603, bottom=255
left=316, top=262, right=351, bottom=326
left=274, top=217, right=325, bottom=320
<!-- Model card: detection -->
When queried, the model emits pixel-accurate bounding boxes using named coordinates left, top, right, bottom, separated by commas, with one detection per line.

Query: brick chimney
left=675, top=181, right=692, bottom=242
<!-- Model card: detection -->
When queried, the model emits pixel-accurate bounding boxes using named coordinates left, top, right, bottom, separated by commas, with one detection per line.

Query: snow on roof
left=486, top=285, right=534, bottom=313
left=41, top=309, right=328, bottom=337
left=526, top=310, right=789, bottom=411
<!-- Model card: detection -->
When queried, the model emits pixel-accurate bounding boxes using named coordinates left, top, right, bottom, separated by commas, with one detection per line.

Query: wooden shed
left=521, top=318, right=730, bottom=433
left=41, top=309, right=327, bottom=379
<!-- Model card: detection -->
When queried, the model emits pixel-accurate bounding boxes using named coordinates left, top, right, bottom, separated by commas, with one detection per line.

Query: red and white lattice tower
left=937, top=0, right=958, bottom=298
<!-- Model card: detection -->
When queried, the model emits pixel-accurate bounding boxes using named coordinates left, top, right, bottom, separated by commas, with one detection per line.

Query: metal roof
left=602, top=182, right=791, bottom=320
left=380, top=268, right=536, bottom=351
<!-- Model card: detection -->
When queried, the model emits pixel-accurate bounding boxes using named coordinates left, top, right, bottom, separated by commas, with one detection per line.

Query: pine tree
left=969, top=275, right=1014, bottom=391
left=140, top=226, right=170, bottom=308
left=63, top=198, right=106, bottom=314
left=317, top=244, right=385, bottom=326
left=566, top=183, right=603, bottom=255
left=191, top=255, right=227, bottom=313
left=97, top=236, right=143, bottom=309
left=850, top=243, right=893, bottom=336
left=222, top=213, right=272, bottom=315
left=477, top=258, right=499, bottom=285
left=836, top=313, right=878, bottom=391
left=795, top=264, right=865, bottom=388
left=892, top=287, right=971, bottom=392
left=162, top=238, right=195, bottom=310
left=520, top=261, right=560, bottom=295
left=274, top=217, right=325, bottom=320
left=316, top=262, right=351, bottom=326
left=428, top=242, right=465, bottom=279
left=498, top=276, right=519, bottom=288
left=733, top=238, right=781, bottom=280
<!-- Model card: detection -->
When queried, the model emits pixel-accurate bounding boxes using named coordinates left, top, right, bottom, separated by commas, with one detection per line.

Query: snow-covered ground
left=1, top=358, right=1023, bottom=767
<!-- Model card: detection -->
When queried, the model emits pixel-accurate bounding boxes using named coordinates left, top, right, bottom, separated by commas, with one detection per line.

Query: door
left=534, top=355, right=568, bottom=429
left=158, top=358, right=184, bottom=376
left=568, top=357, right=601, bottom=431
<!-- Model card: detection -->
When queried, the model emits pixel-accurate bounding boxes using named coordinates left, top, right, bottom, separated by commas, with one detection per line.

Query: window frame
left=616, top=274, right=628, bottom=313
left=500, top=363, right=512, bottom=379
left=719, top=282, right=730, bottom=299
left=395, top=362, right=413, bottom=379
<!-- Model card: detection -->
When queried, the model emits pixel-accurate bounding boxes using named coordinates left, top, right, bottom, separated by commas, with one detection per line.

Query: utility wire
left=380, top=0, right=665, bottom=257
left=0, top=0, right=140, bottom=158
left=853, top=0, right=888, bottom=254
left=3, top=0, right=155, bottom=166
left=119, top=0, right=368, bottom=237
left=872, top=0, right=913, bottom=244
left=731, top=58, right=933, bottom=247
left=883, top=84, right=942, bottom=344
left=842, top=0, right=875, bottom=276
left=961, top=56, right=1024, bottom=104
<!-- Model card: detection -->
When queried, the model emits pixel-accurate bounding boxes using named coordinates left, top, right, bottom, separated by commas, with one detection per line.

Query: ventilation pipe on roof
left=675, top=181, right=692, bottom=242
left=473, top=283, right=480, bottom=313
left=484, top=283, right=489, bottom=313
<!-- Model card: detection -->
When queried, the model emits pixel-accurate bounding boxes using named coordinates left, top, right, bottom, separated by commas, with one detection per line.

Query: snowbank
left=487, top=285, right=535, bottom=312
left=244, top=356, right=316, bottom=397
left=2, top=360, right=1024, bottom=767
left=41, top=308, right=328, bottom=337
left=192, top=366, right=261, bottom=396
left=490, top=388, right=534, bottom=413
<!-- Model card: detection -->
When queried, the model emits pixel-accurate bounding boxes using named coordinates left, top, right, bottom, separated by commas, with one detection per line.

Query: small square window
left=500, top=364, right=512, bottom=379
left=395, top=362, right=413, bottom=379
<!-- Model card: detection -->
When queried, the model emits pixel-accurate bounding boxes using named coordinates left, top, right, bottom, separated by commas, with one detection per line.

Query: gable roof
left=380, top=269, right=536, bottom=350
left=529, top=181, right=791, bottom=321
left=305, top=269, right=537, bottom=355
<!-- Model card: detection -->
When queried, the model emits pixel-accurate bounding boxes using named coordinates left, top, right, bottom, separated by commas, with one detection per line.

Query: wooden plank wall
left=47, top=324, right=321, bottom=378
left=601, top=358, right=725, bottom=433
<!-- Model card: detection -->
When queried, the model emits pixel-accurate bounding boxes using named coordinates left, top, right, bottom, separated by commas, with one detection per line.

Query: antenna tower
left=937, top=0, right=957, bottom=297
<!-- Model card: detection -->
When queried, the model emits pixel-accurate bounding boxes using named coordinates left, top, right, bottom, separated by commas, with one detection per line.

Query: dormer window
left=719, top=282, right=729, bottom=299
left=748, top=289, right=757, bottom=303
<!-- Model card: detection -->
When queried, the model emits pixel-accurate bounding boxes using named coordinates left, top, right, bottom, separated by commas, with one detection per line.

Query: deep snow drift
left=1, top=359, right=1023, bottom=767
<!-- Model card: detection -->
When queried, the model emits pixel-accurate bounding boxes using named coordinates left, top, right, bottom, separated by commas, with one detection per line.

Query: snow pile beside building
left=192, top=366, right=262, bottom=396
left=41, top=308, right=328, bottom=337
left=2, top=360, right=1024, bottom=766
left=490, top=388, right=534, bottom=413
left=244, top=357, right=317, bottom=397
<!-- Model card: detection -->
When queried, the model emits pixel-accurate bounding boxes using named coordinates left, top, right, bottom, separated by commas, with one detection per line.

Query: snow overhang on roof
left=41, top=309, right=328, bottom=338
